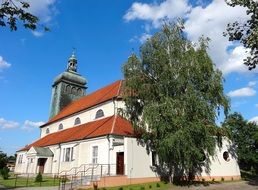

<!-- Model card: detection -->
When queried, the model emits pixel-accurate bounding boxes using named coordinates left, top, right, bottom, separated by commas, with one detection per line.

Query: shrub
left=149, top=185, right=152, bottom=189
left=212, top=178, right=215, bottom=183
left=0, top=167, right=10, bottom=180
left=35, top=172, right=43, bottom=182
left=140, top=186, right=145, bottom=190
left=118, top=187, right=123, bottom=190
left=221, top=177, right=224, bottom=182
left=156, top=183, right=160, bottom=188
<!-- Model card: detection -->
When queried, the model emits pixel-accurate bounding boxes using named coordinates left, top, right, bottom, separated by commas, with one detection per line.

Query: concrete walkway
left=0, top=186, right=59, bottom=190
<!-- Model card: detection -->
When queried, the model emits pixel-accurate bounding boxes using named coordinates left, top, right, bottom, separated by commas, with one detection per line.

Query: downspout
left=107, top=135, right=110, bottom=174
left=57, top=144, right=61, bottom=174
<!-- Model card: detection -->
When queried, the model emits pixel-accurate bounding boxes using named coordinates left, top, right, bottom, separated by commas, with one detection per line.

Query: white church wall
left=15, top=151, right=28, bottom=173
left=124, top=137, right=157, bottom=178
left=201, top=138, right=241, bottom=178
left=40, top=100, right=116, bottom=138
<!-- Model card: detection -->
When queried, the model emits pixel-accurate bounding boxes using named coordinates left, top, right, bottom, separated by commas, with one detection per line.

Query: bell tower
left=49, top=52, right=87, bottom=119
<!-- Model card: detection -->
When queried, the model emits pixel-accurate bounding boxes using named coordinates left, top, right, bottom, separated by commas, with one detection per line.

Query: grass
left=79, top=182, right=171, bottom=190
left=0, top=175, right=59, bottom=188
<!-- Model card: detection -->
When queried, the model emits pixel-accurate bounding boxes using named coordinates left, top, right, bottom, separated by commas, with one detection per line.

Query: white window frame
left=92, top=146, right=98, bottom=164
left=18, top=154, right=23, bottom=164
left=62, top=147, right=74, bottom=162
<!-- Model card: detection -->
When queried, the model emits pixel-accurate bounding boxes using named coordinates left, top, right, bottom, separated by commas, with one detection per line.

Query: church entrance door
left=116, top=152, right=124, bottom=175
left=38, top=158, right=47, bottom=174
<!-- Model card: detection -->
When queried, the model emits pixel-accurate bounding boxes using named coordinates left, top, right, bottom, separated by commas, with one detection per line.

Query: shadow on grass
left=241, top=170, right=258, bottom=186
left=172, top=179, right=222, bottom=188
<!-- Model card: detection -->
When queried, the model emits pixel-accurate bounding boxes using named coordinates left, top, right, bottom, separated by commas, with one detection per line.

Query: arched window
left=95, top=109, right=104, bottom=119
left=46, top=128, right=50, bottom=134
left=74, top=117, right=81, bottom=125
left=58, top=124, right=63, bottom=130
left=66, top=85, right=71, bottom=93
left=77, top=88, right=82, bottom=95
left=72, top=87, right=76, bottom=93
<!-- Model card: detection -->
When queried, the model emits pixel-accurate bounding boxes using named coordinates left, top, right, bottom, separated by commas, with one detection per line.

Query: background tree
left=0, top=0, right=47, bottom=31
left=122, top=23, right=229, bottom=183
left=0, top=150, right=7, bottom=169
left=224, top=0, right=258, bottom=70
left=222, top=112, right=258, bottom=173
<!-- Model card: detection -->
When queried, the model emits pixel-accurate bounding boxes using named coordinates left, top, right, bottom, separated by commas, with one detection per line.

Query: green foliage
left=118, top=187, right=123, bottom=190
left=35, top=172, right=43, bottom=182
left=224, top=0, right=258, bottom=70
left=0, top=167, right=10, bottom=180
left=122, top=22, right=229, bottom=183
left=0, top=151, right=7, bottom=170
left=140, top=186, right=145, bottom=190
left=149, top=185, right=152, bottom=189
left=222, top=112, right=258, bottom=173
left=156, top=183, right=160, bottom=188
left=0, top=0, right=48, bottom=31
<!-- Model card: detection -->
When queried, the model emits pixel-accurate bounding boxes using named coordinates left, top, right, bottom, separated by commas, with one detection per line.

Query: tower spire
left=67, top=49, right=77, bottom=72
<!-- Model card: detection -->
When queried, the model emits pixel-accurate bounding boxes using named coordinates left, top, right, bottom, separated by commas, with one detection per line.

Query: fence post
left=70, top=175, right=73, bottom=189
left=91, top=165, right=94, bottom=180
left=101, top=165, right=103, bottom=177
left=26, top=173, right=29, bottom=187
left=14, top=174, right=18, bottom=188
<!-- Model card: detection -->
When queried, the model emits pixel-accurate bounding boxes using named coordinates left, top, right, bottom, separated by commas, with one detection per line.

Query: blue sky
left=0, top=0, right=257, bottom=155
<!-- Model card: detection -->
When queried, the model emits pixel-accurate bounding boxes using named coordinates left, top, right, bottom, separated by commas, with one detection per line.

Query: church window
left=77, top=88, right=82, bottom=95
left=58, top=124, right=63, bottom=130
left=18, top=155, right=23, bottom=164
left=223, top=151, right=230, bottom=162
left=92, top=146, right=98, bottom=164
left=63, top=147, right=74, bottom=162
left=74, top=117, right=81, bottom=125
left=66, top=85, right=71, bottom=93
left=151, top=151, right=157, bottom=166
left=95, top=109, right=104, bottom=119
left=72, top=87, right=76, bottom=93
left=46, top=128, right=50, bottom=134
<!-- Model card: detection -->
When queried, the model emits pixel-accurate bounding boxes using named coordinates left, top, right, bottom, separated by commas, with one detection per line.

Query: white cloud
left=31, top=31, right=44, bottom=37
left=249, top=116, right=258, bottom=124
left=124, top=0, right=257, bottom=74
left=0, top=118, right=19, bottom=129
left=26, top=0, right=57, bottom=23
left=248, top=81, right=257, bottom=87
left=22, top=120, right=44, bottom=132
left=124, top=0, right=190, bottom=28
left=184, top=0, right=252, bottom=74
left=0, top=56, right=11, bottom=70
left=227, top=87, right=256, bottom=97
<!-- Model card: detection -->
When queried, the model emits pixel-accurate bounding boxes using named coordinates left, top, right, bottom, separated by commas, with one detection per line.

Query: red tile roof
left=42, top=80, right=124, bottom=127
left=20, top=115, right=134, bottom=151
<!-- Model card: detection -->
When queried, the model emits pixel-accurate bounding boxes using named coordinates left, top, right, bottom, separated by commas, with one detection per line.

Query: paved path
left=169, top=181, right=258, bottom=190
left=0, top=186, right=59, bottom=190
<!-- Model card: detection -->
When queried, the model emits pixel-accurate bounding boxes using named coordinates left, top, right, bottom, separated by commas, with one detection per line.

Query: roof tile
left=20, top=115, right=134, bottom=151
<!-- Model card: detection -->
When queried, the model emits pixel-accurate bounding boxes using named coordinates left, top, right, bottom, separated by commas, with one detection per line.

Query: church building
left=15, top=54, right=241, bottom=187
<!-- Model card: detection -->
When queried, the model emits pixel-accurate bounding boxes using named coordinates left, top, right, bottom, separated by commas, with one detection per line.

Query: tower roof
left=67, top=51, right=78, bottom=72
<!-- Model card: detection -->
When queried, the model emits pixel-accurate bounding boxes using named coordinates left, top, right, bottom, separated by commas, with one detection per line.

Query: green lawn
left=79, top=182, right=171, bottom=190
left=0, top=175, right=59, bottom=188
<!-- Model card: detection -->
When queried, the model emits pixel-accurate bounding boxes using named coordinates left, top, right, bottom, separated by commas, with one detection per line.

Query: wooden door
left=116, top=152, right=124, bottom=175
left=38, top=158, right=47, bottom=174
